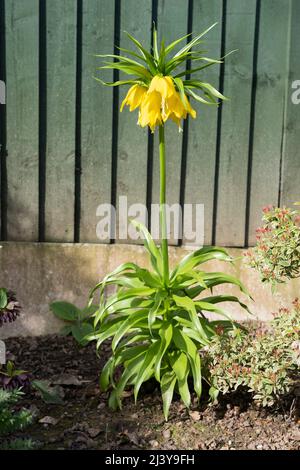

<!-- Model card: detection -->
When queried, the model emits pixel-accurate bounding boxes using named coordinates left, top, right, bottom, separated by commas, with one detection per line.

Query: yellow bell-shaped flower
left=138, top=90, right=163, bottom=131
left=148, top=75, right=176, bottom=100
left=120, top=84, right=147, bottom=112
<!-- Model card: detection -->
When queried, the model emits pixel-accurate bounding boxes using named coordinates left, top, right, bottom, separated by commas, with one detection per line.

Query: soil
left=2, top=334, right=300, bottom=450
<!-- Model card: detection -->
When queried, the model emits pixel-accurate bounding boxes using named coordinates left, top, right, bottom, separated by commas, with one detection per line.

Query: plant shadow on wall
left=74, top=24, right=253, bottom=421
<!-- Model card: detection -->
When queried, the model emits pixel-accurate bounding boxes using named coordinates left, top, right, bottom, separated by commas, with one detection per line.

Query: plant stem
left=159, top=124, right=169, bottom=285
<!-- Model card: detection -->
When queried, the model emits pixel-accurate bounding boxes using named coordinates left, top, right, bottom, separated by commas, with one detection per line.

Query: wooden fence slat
left=183, top=0, right=223, bottom=246
left=282, top=0, right=300, bottom=208
left=248, top=0, right=291, bottom=245
left=0, top=0, right=5, bottom=239
left=152, top=0, right=188, bottom=245
left=80, top=0, right=114, bottom=243
left=215, top=0, right=256, bottom=246
left=44, top=0, right=77, bottom=242
left=116, top=0, right=152, bottom=244
left=5, top=0, right=39, bottom=241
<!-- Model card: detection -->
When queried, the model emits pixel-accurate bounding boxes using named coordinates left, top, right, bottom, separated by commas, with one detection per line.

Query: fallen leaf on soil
left=39, top=416, right=58, bottom=426
left=87, top=427, right=102, bottom=438
left=121, top=430, right=140, bottom=446
left=51, top=374, right=90, bottom=386
left=189, top=410, right=201, bottom=421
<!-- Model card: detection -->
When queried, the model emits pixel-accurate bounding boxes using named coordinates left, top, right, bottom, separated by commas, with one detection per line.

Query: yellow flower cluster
left=121, top=76, right=196, bottom=131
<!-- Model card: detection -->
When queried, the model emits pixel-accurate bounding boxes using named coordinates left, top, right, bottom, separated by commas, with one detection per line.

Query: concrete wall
left=0, top=242, right=299, bottom=339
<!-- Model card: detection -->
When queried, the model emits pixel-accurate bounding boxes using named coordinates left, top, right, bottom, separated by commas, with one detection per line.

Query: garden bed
left=3, top=334, right=300, bottom=450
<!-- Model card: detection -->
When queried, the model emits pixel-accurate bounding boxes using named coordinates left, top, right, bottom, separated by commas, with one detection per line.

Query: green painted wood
left=215, top=0, right=256, bottom=246
left=5, top=0, right=39, bottom=241
left=248, top=0, right=291, bottom=245
left=282, top=0, right=300, bottom=208
left=44, top=0, right=77, bottom=242
left=152, top=0, right=188, bottom=245
left=80, top=0, right=114, bottom=243
left=116, top=0, right=152, bottom=244
left=183, top=0, right=223, bottom=246
left=1, top=0, right=300, bottom=247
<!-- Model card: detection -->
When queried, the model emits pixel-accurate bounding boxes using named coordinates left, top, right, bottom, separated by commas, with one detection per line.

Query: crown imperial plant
left=87, top=25, right=248, bottom=420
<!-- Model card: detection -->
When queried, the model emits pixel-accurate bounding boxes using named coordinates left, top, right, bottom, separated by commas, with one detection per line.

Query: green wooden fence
left=0, top=0, right=299, bottom=247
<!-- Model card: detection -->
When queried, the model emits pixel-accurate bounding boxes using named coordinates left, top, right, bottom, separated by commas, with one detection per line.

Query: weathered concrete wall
left=0, top=242, right=299, bottom=339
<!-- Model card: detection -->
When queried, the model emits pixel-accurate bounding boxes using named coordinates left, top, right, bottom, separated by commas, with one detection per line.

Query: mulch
left=2, top=334, right=300, bottom=450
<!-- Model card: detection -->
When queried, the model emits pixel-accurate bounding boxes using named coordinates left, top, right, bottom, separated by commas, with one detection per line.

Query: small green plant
left=245, top=205, right=300, bottom=286
left=0, top=288, right=21, bottom=327
left=0, top=388, right=34, bottom=450
left=0, top=361, right=31, bottom=391
left=50, top=301, right=97, bottom=346
left=207, top=300, right=300, bottom=407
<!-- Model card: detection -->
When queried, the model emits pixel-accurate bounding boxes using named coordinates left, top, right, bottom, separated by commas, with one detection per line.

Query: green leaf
left=185, top=88, right=217, bottom=106
left=93, top=76, right=141, bottom=87
left=173, top=77, right=187, bottom=107
left=175, top=58, right=223, bottom=78
left=0, top=288, right=8, bottom=309
left=131, top=220, right=163, bottom=277
left=161, top=371, right=177, bottom=421
left=209, top=386, right=219, bottom=403
left=186, top=80, right=228, bottom=101
left=124, top=31, right=157, bottom=75
left=81, top=304, right=99, bottom=318
left=112, top=310, right=149, bottom=351
left=173, top=295, right=210, bottom=345
left=95, top=53, right=146, bottom=68
left=59, top=325, right=73, bottom=336
left=199, top=294, right=251, bottom=314
left=154, top=323, right=173, bottom=382
left=169, top=352, right=191, bottom=408
left=202, top=272, right=251, bottom=297
left=71, top=323, right=94, bottom=346
left=134, top=341, right=160, bottom=401
left=173, top=328, right=202, bottom=398
left=50, top=301, right=80, bottom=321
left=164, top=33, right=192, bottom=56
left=88, top=319, right=124, bottom=348
left=148, top=291, right=165, bottom=333
left=174, top=23, right=218, bottom=58
left=99, top=357, right=115, bottom=392
left=171, top=246, right=231, bottom=280
left=110, top=351, right=147, bottom=410
left=31, top=380, right=64, bottom=405
left=152, top=26, right=159, bottom=61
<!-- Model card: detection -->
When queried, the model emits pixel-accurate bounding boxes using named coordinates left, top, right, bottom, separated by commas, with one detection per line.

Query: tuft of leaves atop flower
left=0, top=288, right=21, bottom=327
left=86, top=222, right=250, bottom=420
left=206, top=301, right=300, bottom=407
left=95, top=24, right=234, bottom=131
left=245, top=205, right=300, bottom=286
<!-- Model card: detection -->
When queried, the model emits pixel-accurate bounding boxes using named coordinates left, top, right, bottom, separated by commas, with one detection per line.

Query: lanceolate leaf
left=169, top=352, right=191, bottom=408
left=173, top=328, right=202, bottom=398
left=154, top=323, right=173, bottom=382
left=134, top=341, right=160, bottom=401
left=161, top=371, right=177, bottom=421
